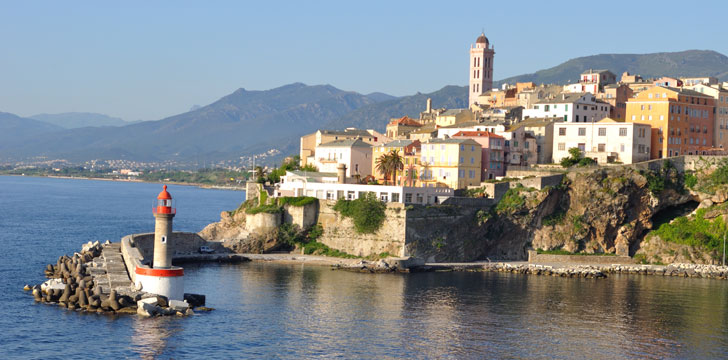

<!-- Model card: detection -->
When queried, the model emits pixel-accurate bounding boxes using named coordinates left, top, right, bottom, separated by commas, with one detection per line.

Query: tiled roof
left=317, top=139, right=371, bottom=148
left=451, top=131, right=505, bottom=139
left=389, top=116, right=422, bottom=126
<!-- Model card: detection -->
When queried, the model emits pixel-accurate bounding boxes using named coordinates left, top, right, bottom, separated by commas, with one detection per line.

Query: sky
left=1, top=0, right=727, bottom=121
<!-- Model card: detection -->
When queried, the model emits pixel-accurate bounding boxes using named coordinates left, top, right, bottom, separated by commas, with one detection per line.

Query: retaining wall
left=527, top=250, right=634, bottom=264
left=317, top=200, right=407, bottom=257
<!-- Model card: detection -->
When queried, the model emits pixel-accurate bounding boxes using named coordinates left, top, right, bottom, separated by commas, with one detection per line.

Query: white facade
left=314, top=139, right=372, bottom=178
left=437, top=123, right=507, bottom=139
left=523, top=93, right=611, bottom=123
left=277, top=172, right=453, bottom=204
left=552, top=120, right=652, bottom=164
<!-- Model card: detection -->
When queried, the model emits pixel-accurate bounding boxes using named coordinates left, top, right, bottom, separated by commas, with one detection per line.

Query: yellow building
left=435, top=108, right=475, bottom=127
left=419, top=138, right=482, bottom=189
left=300, top=128, right=381, bottom=167
left=625, top=86, right=715, bottom=158
left=371, top=140, right=421, bottom=185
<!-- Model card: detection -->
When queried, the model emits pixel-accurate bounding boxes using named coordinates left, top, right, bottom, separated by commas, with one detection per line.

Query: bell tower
left=469, top=32, right=495, bottom=107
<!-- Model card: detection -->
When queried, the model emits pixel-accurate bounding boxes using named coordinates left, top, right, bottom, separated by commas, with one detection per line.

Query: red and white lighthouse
left=134, top=185, right=185, bottom=300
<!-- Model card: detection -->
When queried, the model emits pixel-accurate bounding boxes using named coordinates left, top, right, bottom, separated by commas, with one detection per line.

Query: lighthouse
left=134, top=185, right=184, bottom=300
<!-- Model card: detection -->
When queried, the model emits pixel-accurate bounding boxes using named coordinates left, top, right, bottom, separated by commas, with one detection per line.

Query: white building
left=277, top=171, right=453, bottom=204
left=552, top=118, right=652, bottom=164
left=314, top=139, right=373, bottom=179
left=437, top=122, right=507, bottom=139
left=523, top=92, right=611, bottom=123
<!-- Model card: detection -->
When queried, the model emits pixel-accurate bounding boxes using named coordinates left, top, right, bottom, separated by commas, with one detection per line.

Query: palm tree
left=388, top=150, right=404, bottom=186
left=254, top=166, right=265, bottom=183
left=420, top=161, right=430, bottom=187
left=375, top=153, right=393, bottom=185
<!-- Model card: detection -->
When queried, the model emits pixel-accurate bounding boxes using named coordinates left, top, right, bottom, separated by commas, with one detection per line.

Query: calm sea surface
left=2, top=175, right=728, bottom=359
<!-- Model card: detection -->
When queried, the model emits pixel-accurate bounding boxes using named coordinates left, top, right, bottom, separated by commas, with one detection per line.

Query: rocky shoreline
left=332, top=257, right=728, bottom=279
left=26, top=241, right=207, bottom=317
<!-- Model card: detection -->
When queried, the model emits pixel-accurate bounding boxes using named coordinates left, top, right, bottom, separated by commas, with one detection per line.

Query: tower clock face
left=161, top=235, right=167, bottom=244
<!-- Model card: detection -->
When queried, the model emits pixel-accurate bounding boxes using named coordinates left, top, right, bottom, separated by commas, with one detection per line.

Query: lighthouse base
left=135, top=267, right=185, bottom=301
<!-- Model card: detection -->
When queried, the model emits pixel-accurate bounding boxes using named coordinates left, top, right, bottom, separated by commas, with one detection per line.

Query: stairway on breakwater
left=90, top=243, right=132, bottom=295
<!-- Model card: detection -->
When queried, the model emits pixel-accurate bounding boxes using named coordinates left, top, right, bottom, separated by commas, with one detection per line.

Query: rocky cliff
left=199, top=158, right=728, bottom=264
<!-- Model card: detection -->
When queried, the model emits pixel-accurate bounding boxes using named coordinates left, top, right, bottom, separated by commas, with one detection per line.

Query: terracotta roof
left=451, top=131, right=504, bottom=139
left=389, top=116, right=422, bottom=127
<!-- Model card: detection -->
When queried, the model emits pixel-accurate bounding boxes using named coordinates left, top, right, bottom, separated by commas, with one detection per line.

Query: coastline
left=171, top=252, right=728, bottom=279
left=1, top=173, right=246, bottom=191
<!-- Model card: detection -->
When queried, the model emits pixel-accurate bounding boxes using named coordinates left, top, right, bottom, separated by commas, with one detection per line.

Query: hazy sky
left=1, top=0, right=726, bottom=121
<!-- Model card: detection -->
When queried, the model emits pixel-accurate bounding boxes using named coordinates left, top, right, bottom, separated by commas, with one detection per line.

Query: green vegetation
left=633, top=253, right=648, bottom=264
left=542, top=209, right=566, bottom=226
left=260, top=155, right=319, bottom=184
left=641, top=160, right=685, bottom=195
left=333, top=193, right=386, bottom=234
left=375, top=149, right=404, bottom=185
left=650, top=208, right=727, bottom=251
left=245, top=203, right=282, bottom=215
left=464, top=187, right=489, bottom=198
left=302, top=241, right=359, bottom=258
left=560, top=147, right=596, bottom=168
left=277, top=196, right=317, bottom=207
left=684, top=172, right=697, bottom=189
left=495, top=184, right=534, bottom=214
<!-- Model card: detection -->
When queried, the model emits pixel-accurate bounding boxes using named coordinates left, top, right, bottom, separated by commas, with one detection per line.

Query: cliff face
left=199, top=159, right=728, bottom=264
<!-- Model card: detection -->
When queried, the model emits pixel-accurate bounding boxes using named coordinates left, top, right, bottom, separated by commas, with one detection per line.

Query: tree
left=388, top=150, right=404, bottom=186
left=375, top=152, right=394, bottom=185
left=254, top=166, right=265, bottom=183
left=376, top=150, right=404, bottom=185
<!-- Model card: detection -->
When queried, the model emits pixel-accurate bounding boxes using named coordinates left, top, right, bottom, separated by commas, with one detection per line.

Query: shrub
left=495, top=186, right=527, bottom=214
left=306, top=224, right=324, bottom=242
left=277, top=223, right=304, bottom=246
left=246, top=203, right=282, bottom=215
left=650, top=209, right=726, bottom=251
left=333, top=193, right=386, bottom=234
left=542, top=209, right=566, bottom=226
left=278, top=196, right=317, bottom=207
left=303, top=241, right=358, bottom=258
left=684, top=172, right=697, bottom=189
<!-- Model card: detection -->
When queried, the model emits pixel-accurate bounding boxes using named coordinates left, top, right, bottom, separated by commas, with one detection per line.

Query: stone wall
left=527, top=250, right=634, bottom=264
left=512, top=174, right=564, bottom=190
left=130, top=232, right=208, bottom=259
left=244, top=212, right=282, bottom=235
left=283, top=202, right=318, bottom=229
left=317, top=200, right=407, bottom=257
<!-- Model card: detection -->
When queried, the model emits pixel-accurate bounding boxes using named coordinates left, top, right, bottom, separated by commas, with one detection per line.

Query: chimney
left=426, top=98, right=432, bottom=113
left=337, top=163, right=347, bottom=184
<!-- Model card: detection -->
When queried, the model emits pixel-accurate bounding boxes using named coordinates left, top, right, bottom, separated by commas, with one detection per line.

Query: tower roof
left=157, top=185, right=172, bottom=200
left=476, top=32, right=488, bottom=45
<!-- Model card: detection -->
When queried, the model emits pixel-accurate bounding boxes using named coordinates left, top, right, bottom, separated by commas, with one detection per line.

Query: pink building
left=653, top=76, right=683, bottom=88
left=451, top=131, right=505, bottom=180
left=469, top=33, right=495, bottom=106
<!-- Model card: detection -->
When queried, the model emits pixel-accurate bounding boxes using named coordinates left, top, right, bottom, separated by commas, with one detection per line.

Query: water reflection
left=179, top=263, right=728, bottom=359
left=130, top=316, right=183, bottom=359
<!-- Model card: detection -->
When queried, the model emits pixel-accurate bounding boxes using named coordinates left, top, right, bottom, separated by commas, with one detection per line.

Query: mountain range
left=29, top=112, right=131, bottom=129
left=2, top=49, right=727, bottom=166
left=495, top=50, right=728, bottom=86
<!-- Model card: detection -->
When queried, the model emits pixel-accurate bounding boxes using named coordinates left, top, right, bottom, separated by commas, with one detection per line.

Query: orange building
left=626, top=86, right=715, bottom=158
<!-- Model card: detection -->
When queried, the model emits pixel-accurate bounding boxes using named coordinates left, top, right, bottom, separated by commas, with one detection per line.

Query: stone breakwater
left=25, top=241, right=206, bottom=316
left=336, top=258, right=728, bottom=280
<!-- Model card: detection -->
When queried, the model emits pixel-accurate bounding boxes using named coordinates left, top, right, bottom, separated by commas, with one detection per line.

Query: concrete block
left=168, top=300, right=189, bottom=312
left=138, top=297, right=158, bottom=306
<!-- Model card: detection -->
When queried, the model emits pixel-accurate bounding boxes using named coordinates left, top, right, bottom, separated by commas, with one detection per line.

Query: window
left=559, top=128, right=566, bottom=136
left=598, top=144, right=605, bottom=152
left=379, top=193, right=389, bottom=202
left=471, top=146, right=475, bottom=152
left=514, top=141, right=519, bottom=147
left=470, top=157, right=474, bottom=164
left=460, top=145, right=465, bottom=151
left=460, top=157, right=464, bottom=164
left=558, top=143, right=565, bottom=151
left=578, top=143, right=585, bottom=151
left=576, top=115, right=580, bottom=122
left=598, top=128, right=606, bottom=136
left=619, top=128, right=627, bottom=136
left=620, top=144, right=625, bottom=152
left=578, top=128, right=586, bottom=136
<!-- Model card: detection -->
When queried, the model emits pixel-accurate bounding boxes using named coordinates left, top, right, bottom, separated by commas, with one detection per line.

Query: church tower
left=469, top=32, right=495, bottom=107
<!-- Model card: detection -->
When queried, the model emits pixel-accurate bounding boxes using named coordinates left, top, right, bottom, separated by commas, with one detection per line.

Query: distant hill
left=327, top=85, right=468, bottom=131
left=1, top=83, right=388, bottom=163
left=30, top=112, right=128, bottom=129
left=496, top=50, right=728, bottom=86
left=0, top=112, right=64, bottom=157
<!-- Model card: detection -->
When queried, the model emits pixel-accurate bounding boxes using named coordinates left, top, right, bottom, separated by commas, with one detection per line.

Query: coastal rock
left=136, top=301, right=158, bottom=317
